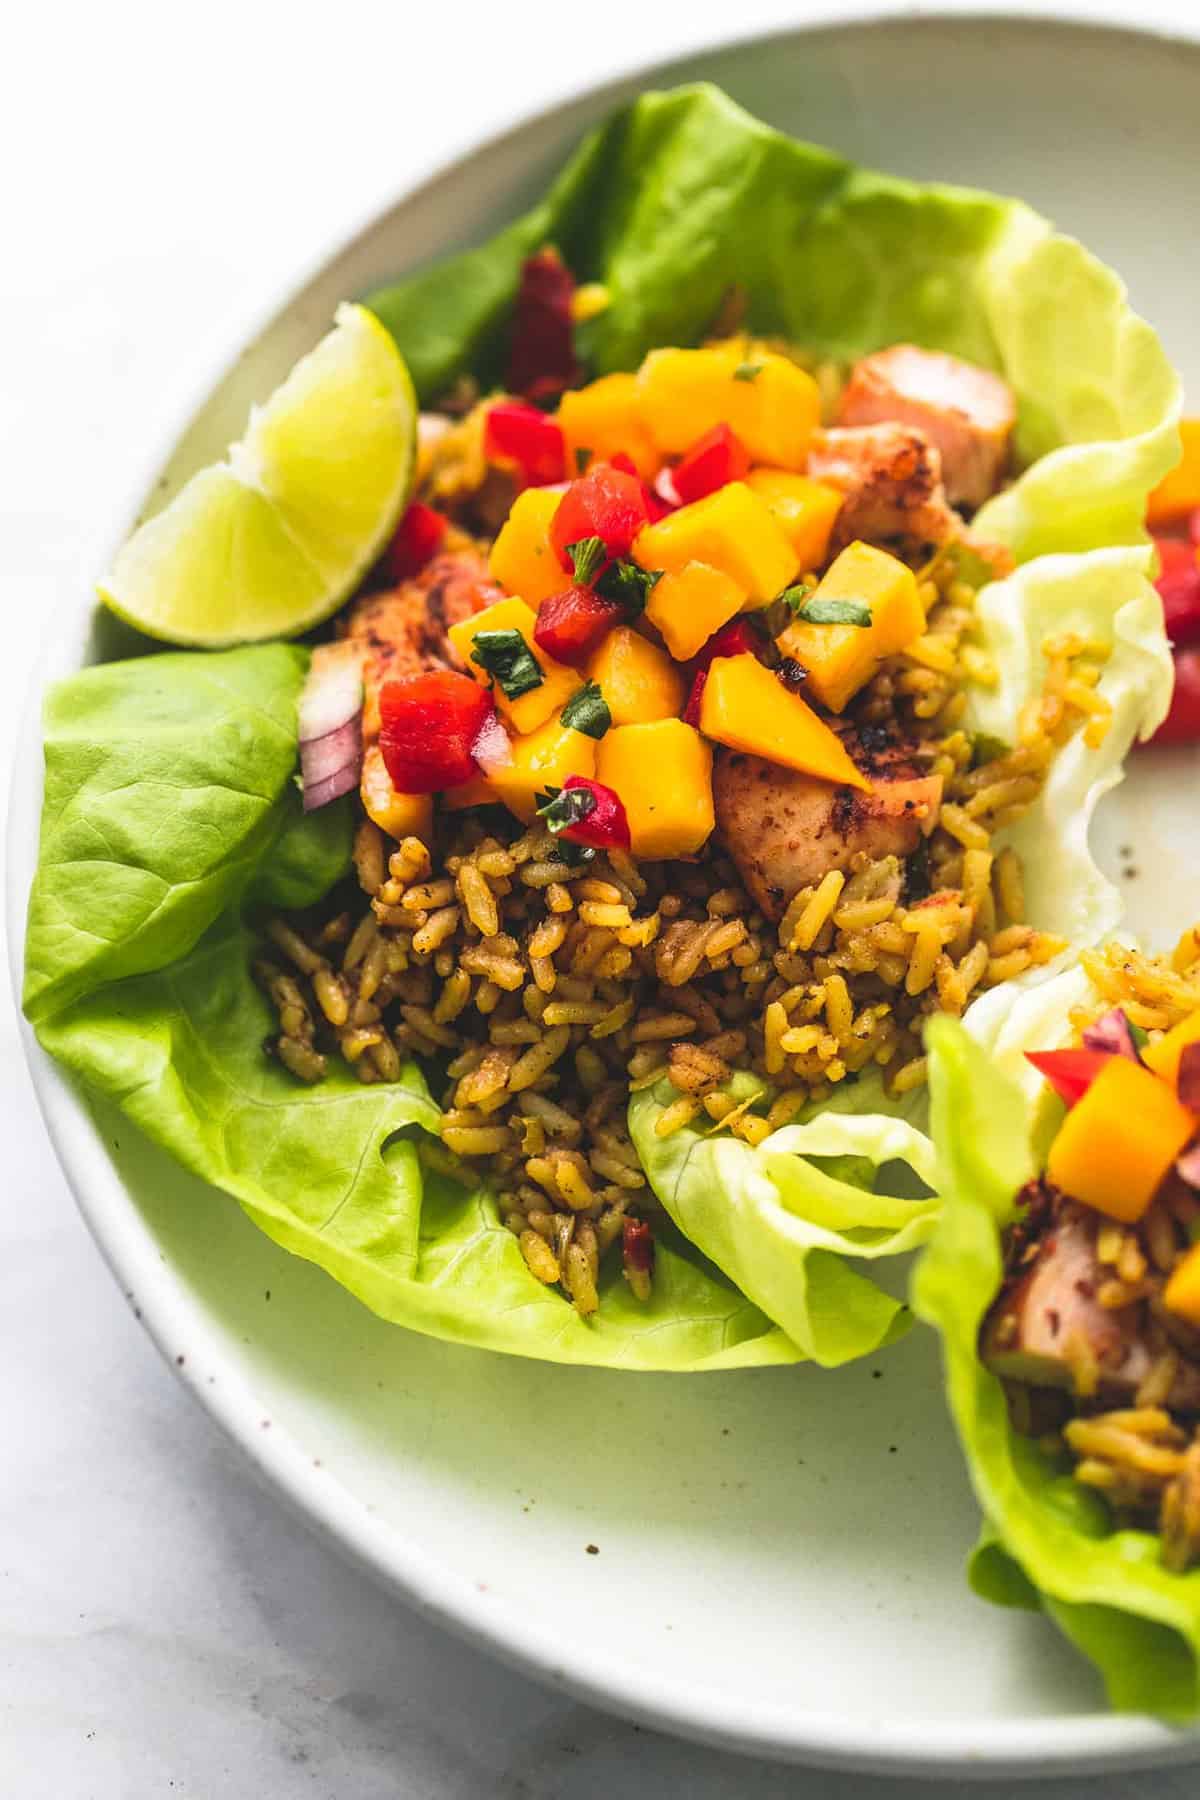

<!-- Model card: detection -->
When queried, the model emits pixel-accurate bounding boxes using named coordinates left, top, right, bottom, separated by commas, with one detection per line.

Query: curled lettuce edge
left=25, top=81, right=1183, bottom=1370
left=912, top=1013, right=1200, bottom=1719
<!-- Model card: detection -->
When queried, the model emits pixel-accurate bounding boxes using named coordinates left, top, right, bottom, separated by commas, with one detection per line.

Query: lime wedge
left=100, top=304, right=417, bottom=645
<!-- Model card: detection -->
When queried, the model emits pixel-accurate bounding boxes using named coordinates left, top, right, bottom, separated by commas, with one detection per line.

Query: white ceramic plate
left=11, top=12, right=1200, bottom=1779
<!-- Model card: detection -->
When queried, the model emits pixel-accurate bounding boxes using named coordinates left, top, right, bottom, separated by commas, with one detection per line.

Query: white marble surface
left=5, top=2, right=1200, bottom=1792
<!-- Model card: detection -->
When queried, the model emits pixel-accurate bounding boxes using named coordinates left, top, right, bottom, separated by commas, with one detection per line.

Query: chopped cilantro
left=566, top=535, right=607, bottom=585
left=733, top=361, right=764, bottom=383
left=561, top=680, right=611, bottom=739
left=795, top=595, right=872, bottom=627
left=470, top=628, right=543, bottom=699
left=595, top=558, right=661, bottom=617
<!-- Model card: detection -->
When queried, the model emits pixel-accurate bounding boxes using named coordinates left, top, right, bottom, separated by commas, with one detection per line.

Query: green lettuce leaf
left=912, top=1017, right=1200, bottom=1719
left=629, top=1082, right=939, bottom=1364
left=367, top=83, right=1180, bottom=561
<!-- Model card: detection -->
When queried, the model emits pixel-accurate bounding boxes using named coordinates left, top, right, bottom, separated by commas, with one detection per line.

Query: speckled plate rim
left=10, top=7, right=1200, bottom=1776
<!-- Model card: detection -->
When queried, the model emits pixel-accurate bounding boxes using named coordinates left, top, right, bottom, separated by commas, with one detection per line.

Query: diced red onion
left=471, top=708, right=512, bottom=773
left=1081, top=1007, right=1141, bottom=1062
left=1179, top=1043, right=1200, bottom=1114
left=299, top=642, right=364, bottom=811
left=1176, top=1139, right=1200, bottom=1188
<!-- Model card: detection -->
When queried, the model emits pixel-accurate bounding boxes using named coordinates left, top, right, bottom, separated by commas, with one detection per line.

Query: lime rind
left=99, top=304, right=417, bottom=647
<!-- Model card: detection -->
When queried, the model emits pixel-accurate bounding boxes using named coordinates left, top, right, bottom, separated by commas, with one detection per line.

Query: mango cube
left=745, top=469, right=843, bottom=571
left=587, top=626, right=685, bottom=725
left=484, top=717, right=596, bottom=825
left=1143, top=1007, right=1200, bottom=1090
left=488, top=487, right=567, bottom=605
left=1046, top=1058, right=1196, bottom=1224
left=698, top=654, right=869, bottom=790
left=636, top=344, right=820, bottom=469
left=645, top=561, right=745, bottom=662
left=633, top=482, right=798, bottom=605
left=360, top=745, right=433, bottom=841
left=558, top=373, right=658, bottom=480
left=447, top=594, right=581, bottom=735
left=1147, top=419, right=1200, bottom=530
left=775, top=540, right=924, bottom=713
left=441, top=775, right=495, bottom=812
left=596, top=719, right=714, bottom=859
left=1165, top=1243, right=1200, bottom=1327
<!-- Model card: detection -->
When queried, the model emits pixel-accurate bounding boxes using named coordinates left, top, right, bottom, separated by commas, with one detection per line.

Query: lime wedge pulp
left=100, top=304, right=417, bottom=646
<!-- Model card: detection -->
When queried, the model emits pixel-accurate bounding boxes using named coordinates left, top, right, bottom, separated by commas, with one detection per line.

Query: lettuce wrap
left=24, top=83, right=1180, bottom=1368
left=913, top=1013, right=1200, bottom=1718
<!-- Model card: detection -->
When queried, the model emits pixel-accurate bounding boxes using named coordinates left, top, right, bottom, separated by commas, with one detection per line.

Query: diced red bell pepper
left=534, top=583, right=623, bottom=667
left=485, top=401, right=566, bottom=487
left=671, top=422, right=750, bottom=505
left=505, top=247, right=581, bottom=405
left=549, top=463, right=648, bottom=569
left=379, top=670, right=495, bottom=794
left=622, top=1214, right=654, bottom=1274
left=384, top=501, right=448, bottom=583
left=1154, top=535, right=1200, bottom=648
left=692, top=617, right=761, bottom=672
left=1025, top=1047, right=1114, bottom=1109
left=1149, top=646, right=1200, bottom=746
left=559, top=774, right=631, bottom=849
left=682, top=667, right=707, bottom=727
left=611, top=450, right=673, bottom=523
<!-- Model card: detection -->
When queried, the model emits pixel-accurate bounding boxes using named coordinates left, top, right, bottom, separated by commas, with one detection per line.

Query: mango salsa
left=636, top=344, right=820, bottom=469
left=360, top=745, right=434, bottom=840
left=558, top=373, right=658, bottom=481
left=645, top=561, right=745, bottom=662
left=484, top=717, right=596, bottom=825
left=1165, top=1243, right=1200, bottom=1327
left=587, top=626, right=685, bottom=725
left=1147, top=418, right=1200, bottom=529
left=775, top=540, right=924, bottom=713
left=597, top=719, right=714, bottom=859
left=447, top=594, right=581, bottom=735
left=1046, top=1057, right=1196, bottom=1224
left=745, top=469, right=843, bottom=570
left=698, top=654, right=869, bottom=790
left=488, top=487, right=567, bottom=605
left=442, top=774, right=495, bottom=812
left=1142, top=1007, right=1200, bottom=1090
left=633, top=482, right=798, bottom=605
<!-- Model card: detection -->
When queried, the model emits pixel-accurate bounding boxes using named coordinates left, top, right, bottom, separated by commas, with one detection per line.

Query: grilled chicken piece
left=983, top=1186, right=1200, bottom=1412
left=712, top=728, right=943, bottom=921
left=808, top=423, right=959, bottom=556
left=838, top=345, right=1015, bottom=512
left=342, top=549, right=499, bottom=739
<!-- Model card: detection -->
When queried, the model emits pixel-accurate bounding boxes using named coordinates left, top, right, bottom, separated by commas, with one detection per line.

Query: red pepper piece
left=1025, top=1047, right=1114, bottom=1109
left=692, top=617, right=760, bottom=672
left=549, top=463, right=648, bottom=570
left=534, top=584, right=623, bottom=667
left=682, top=668, right=707, bottom=727
left=671, top=422, right=750, bottom=505
left=622, top=1215, right=654, bottom=1273
left=1154, top=535, right=1200, bottom=648
left=1149, top=646, right=1200, bottom=746
left=384, top=501, right=448, bottom=583
left=505, top=247, right=581, bottom=406
left=379, top=670, right=495, bottom=794
left=609, top=451, right=672, bottom=523
left=485, top=401, right=566, bottom=487
left=559, top=774, right=631, bottom=849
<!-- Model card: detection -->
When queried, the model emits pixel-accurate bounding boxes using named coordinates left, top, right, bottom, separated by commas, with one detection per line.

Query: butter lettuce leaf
left=912, top=1016, right=1200, bottom=1719
left=629, top=1082, right=938, bottom=1365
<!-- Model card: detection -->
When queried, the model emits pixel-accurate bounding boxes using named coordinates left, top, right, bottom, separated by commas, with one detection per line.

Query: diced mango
left=698, top=654, right=869, bottom=790
left=1046, top=1058, right=1196, bottom=1224
left=1147, top=419, right=1200, bottom=529
left=587, top=626, right=685, bottom=725
left=558, top=373, right=659, bottom=481
left=633, top=482, right=798, bottom=605
left=1143, top=1007, right=1200, bottom=1090
left=484, top=717, right=596, bottom=825
left=596, top=719, right=714, bottom=860
left=488, top=487, right=567, bottom=605
left=745, top=469, right=843, bottom=571
left=775, top=540, right=924, bottom=713
left=1165, top=1243, right=1200, bottom=1327
left=441, top=775, right=495, bottom=812
left=360, top=745, right=434, bottom=841
left=645, top=561, right=745, bottom=662
left=447, top=594, right=581, bottom=735
left=636, top=343, right=820, bottom=469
